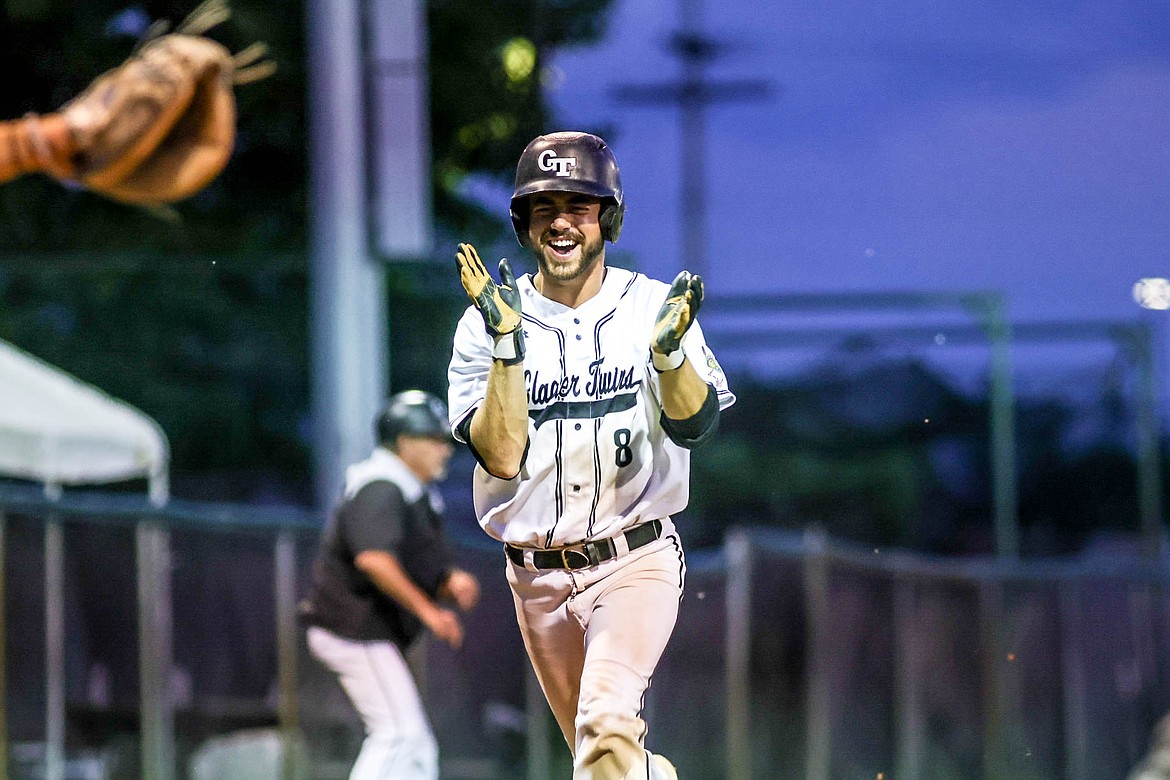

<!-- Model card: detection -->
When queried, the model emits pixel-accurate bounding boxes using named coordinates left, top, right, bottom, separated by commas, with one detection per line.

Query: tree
left=0, top=0, right=616, bottom=503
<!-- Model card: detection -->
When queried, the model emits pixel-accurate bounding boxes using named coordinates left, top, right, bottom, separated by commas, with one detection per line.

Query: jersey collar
left=520, top=266, right=635, bottom=318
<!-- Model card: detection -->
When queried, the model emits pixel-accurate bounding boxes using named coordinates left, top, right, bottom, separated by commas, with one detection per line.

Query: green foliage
left=687, top=361, right=1163, bottom=555
left=0, top=0, right=617, bottom=504
left=0, top=254, right=312, bottom=501
left=384, top=269, right=467, bottom=399
left=0, top=0, right=307, bottom=253
left=0, top=2, right=1157, bottom=556
left=688, top=363, right=980, bottom=549
left=428, top=0, right=617, bottom=243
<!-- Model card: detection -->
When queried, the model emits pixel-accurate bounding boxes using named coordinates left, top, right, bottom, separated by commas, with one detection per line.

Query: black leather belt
left=505, top=519, right=663, bottom=571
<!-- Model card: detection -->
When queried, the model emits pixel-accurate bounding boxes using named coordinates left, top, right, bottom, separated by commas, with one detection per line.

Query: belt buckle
left=560, top=546, right=591, bottom=569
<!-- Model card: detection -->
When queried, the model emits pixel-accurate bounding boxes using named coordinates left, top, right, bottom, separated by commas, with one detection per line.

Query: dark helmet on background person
left=375, top=390, right=450, bottom=446
left=509, top=131, right=625, bottom=246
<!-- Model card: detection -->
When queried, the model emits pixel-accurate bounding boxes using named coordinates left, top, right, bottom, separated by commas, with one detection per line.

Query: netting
left=4, top=497, right=1170, bottom=779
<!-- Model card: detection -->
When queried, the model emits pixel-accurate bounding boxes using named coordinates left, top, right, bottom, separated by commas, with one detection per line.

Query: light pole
left=1132, top=277, right=1168, bottom=558
left=611, top=0, right=770, bottom=279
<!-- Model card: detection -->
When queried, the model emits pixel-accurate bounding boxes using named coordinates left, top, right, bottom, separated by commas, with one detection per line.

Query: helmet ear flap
left=511, top=132, right=624, bottom=246
left=512, top=193, right=625, bottom=245
left=510, top=202, right=530, bottom=247
left=600, top=200, right=625, bottom=243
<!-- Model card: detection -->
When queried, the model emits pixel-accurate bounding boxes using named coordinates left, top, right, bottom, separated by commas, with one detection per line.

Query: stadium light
left=1133, top=278, right=1170, bottom=310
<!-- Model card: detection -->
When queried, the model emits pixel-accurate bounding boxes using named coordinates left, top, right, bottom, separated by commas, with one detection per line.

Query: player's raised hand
left=457, top=243, right=522, bottom=337
left=652, top=270, right=704, bottom=359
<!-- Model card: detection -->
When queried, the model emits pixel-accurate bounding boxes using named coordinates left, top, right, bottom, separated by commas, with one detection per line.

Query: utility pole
left=307, top=0, right=386, bottom=509
left=611, top=0, right=770, bottom=278
left=306, top=0, right=432, bottom=508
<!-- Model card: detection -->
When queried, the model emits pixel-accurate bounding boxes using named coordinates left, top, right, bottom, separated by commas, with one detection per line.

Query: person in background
left=300, top=390, right=480, bottom=780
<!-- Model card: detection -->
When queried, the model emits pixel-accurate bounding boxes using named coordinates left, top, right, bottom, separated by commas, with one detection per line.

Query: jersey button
left=573, top=318, right=580, bottom=324
left=574, top=423, right=582, bottom=430
left=575, top=334, right=582, bottom=340
left=572, top=485, right=581, bottom=492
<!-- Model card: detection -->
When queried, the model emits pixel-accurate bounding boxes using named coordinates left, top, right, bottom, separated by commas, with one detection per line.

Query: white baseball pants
left=306, top=626, right=439, bottom=780
left=507, top=530, right=686, bottom=780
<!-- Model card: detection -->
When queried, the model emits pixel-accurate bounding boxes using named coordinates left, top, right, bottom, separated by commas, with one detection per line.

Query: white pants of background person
left=307, top=626, right=439, bottom=780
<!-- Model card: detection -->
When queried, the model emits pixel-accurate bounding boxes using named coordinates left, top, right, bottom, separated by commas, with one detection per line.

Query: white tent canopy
left=0, top=338, right=169, bottom=503
left=0, top=338, right=172, bottom=780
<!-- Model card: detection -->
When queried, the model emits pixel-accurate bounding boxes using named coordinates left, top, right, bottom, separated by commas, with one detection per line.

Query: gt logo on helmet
left=510, top=131, right=625, bottom=245
left=538, top=149, right=576, bottom=177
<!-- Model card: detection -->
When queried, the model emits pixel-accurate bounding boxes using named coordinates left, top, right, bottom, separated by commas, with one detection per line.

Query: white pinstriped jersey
left=448, top=266, right=735, bottom=548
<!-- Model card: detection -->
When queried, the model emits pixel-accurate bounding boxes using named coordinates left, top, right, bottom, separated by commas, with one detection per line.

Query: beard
left=534, top=231, right=605, bottom=283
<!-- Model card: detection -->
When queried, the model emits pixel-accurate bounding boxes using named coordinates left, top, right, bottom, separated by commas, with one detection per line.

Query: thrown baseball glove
left=0, top=0, right=274, bottom=206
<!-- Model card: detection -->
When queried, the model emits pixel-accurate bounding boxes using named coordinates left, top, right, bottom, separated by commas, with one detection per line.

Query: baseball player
left=300, top=391, right=480, bottom=780
left=448, top=131, right=735, bottom=779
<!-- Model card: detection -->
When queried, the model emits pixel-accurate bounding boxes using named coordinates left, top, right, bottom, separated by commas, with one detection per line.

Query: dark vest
left=301, top=477, right=453, bottom=647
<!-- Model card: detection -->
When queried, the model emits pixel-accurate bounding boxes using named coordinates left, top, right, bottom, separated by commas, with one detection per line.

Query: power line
left=610, top=0, right=771, bottom=278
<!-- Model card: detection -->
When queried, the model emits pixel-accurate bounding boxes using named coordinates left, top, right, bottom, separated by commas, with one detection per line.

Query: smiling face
left=526, top=191, right=606, bottom=284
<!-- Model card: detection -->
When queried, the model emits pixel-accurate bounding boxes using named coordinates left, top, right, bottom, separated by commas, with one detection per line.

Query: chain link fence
left=2, top=488, right=1168, bottom=780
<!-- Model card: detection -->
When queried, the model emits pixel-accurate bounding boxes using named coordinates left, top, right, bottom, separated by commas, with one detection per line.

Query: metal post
left=677, top=0, right=707, bottom=278
left=44, top=517, right=64, bottom=780
left=1132, top=323, right=1165, bottom=558
left=1058, top=580, right=1089, bottom=780
left=725, top=530, right=753, bottom=780
left=275, top=532, right=301, bottom=780
left=981, top=295, right=1019, bottom=557
left=306, top=0, right=388, bottom=508
left=0, top=510, right=7, bottom=780
left=367, top=0, right=433, bottom=260
left=137, top=522, right=174, bottom=780
left=802, top=530, right=831, bottom=780
left=893, top=576, right=924, bottom=780
left=978, top=579, right=1008, bottom=779
left=610, top=0, right=769, bottom=281
left=1128, top=584, right=1158, bottom=714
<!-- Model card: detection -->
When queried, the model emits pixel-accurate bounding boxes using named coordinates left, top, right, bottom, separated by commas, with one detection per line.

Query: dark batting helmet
left=375, top=390, right=451, bottom=445
left=510, top=131, right=625, bottom=247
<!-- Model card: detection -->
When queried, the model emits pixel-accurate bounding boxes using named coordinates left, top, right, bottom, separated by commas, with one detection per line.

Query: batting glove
left=456, top=242, right=525, bottom=364
left=651, top=270, right=704, bottom=371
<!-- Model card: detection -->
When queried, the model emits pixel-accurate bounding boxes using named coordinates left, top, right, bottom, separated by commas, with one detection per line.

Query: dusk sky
left=468, top=0, right=1168, bottom=402
left=540, top=0, right=1170, bottom=311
